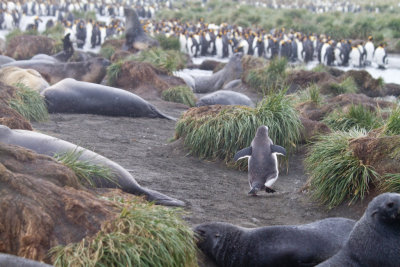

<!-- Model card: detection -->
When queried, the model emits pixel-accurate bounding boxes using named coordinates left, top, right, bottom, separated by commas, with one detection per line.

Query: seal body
left=0, top=125, right=184, bottom=207
left=0, top=253, right=53, bottom=267
left=0, top=66, right=49, bottom=92
left=195, top=218, right=356, bottom=267
left=2, top=57, right=110, bottom=84
left=196, top=90, right=254, bottom=107
left=317, top=193, right=400, bottom=267
left=234, top=125, right=286, bottom=195
left=41, top=78, right=175, bottom=120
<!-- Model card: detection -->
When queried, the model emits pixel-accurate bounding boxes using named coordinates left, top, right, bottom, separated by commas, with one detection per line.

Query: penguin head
left=256, top=125, right=269, bottom=138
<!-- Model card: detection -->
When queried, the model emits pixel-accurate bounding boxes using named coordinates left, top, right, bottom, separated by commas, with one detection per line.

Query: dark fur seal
left=1, top=57, right=110, bottom=84
left=41, top=78, right=175, bottom=120
left=317, top=192, right=400, bottom=267
left=195, top=218, right=356, bottom=267
left=193, top=53, right=243, bottom=93
left=0, top=125, right=184, bottom=207
left=0, top=253, right=53, bottom=267
left=196, top=90, right=254, bottom=107
left=234, top=125, right=286, bottom=195
left=124, top=8, right=158, bottom=50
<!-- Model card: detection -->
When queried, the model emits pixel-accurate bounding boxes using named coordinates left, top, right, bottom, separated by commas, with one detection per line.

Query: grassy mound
left=51, top=198, right=197, bottom=267
left=100, top=45, right=116, bottom=60
left=380, top=173, right=400, bottom=192
left=162, top=86, right=196, bottom=107
left=127, top=48, right=186, bottom=74
left=305, top=129, right=378, bottom=208
left=106, top=61, right=123, bottom=86
left=175, top=91, right=302, bottom=170
left=325, top=77, right=358, bottom=95
left=155, top=34, right=180, bottom=50
left=384, top=106, right=400, bottom=135
left=54, top=149, right=117, bottom=188
left=323, top=104, right=383, bottom=132
left=245, top=57, right=287, bottom=95
left=295, top=84, right=322, bottom=106
left=42, top=23, right=65, bottom=53
left=9, top=83, right=48, bottom=122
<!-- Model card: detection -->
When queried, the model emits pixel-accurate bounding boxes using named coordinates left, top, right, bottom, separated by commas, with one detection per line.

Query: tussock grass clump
left=72, top=10, right=97, bottom=21
left=305, top=129, right=378, bottom=208
left=384, top=107, right=400, bottom=135
left=128, top=48, right=186, bottom=74
left=326, top=77, right=358, bottom=95
left=296, top=84, right=322, bottom=105
left=312, top=64, right=329, bottom=73
left=323, top=104, right=383, bottom=132
left=5, top=29, right=38, bottom=45
left=162, top=86, right=196, bottom=107
left=245, top=57, right=287, bottom=95
left=156, top=34, right=180, bottom=51
left=50, top=198, right=198, bottom=267
left=99, top=45, right=116, bottom=60
left=54, top=149, right=117, bottom=188
left=175, top=91, right=302, bottom=169
left=9, top=83, right=48, bottom=122
left=380, top=173, right=400, bottom=193
left=106, top=61, right=123, bottom=86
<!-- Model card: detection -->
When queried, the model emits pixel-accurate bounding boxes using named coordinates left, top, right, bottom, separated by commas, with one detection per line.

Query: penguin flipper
left=234, top=146, right=252, bottom=161
left=271, top=144, right=286, bottom=156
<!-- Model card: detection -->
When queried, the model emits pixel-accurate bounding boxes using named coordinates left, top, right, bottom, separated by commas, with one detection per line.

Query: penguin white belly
left=297, top=41, right=304, bottom=62
left=350, top=49, right=361, bottom=67
left=334, top=48, right=342, bottom=66
left=265, top=153, right=279, bottom=187
left=365, top=43, right=374, bottom=62
left=216, top=38, right=223, bottom=58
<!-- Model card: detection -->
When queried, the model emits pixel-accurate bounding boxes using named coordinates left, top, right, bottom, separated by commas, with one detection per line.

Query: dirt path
left=32, top=99, right=368, bottom=265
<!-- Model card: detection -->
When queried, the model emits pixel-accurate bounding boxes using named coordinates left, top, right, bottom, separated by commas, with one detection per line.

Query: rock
left=299, top=117, right=331, bottom=143
left=0, top=143, right=119, bottom=263
left=342, top=70, right=383, bottom=97
left=6, top=35, right=55, bottom=60
left=0, top=66, right=49, bottom=93
left=113, top=61, right=186, bottom=99
left=0, top=82, right=33, bottom=130
left=349, top=135, right=400, bottom=175
left=384, top=83, right=400, bottom=97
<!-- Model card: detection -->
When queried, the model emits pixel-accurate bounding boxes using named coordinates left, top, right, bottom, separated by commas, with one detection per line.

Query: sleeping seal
left=195, top=217, right=356, bottom=267
left=234, top=125, right=286, bottom=195
left=0, top=125, right=185, bottom=207
left=196, top=90, right=255, bottom=107
left=317, top=192, right=400, bottom=267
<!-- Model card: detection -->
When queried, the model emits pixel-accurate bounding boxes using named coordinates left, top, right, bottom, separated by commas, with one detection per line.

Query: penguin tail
left=265, top=187, right=276, bottom=193
left=248, top=187, right=259, bottom=196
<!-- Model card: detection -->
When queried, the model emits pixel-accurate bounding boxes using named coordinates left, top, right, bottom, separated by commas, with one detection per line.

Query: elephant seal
left=1, top=57, right=110, bottom=85
left=0, top=55, right=15, bottom=66
left=41, top=78, right=175, bottom=120
left=0, top=125, right=185, bottom=207
left=234, top=125, right=286, bottom=195
left=196, top=90, right=255, bottom=107
left=317, top=192, right=400, bottom=267
left=0, top=253, right=53, bottom=267
left=0, top=66, right=50, bottom=92
left=193, top=53, right=243, bottom=93
left=195, top=218, right=356, bottom=267
left=30, top=54, right=59, bottom=63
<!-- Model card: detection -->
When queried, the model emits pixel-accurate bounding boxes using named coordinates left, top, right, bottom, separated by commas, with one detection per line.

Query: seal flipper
left=270, top=144, right=286, bottom=156
left=234, top=146, right=252, bottom=161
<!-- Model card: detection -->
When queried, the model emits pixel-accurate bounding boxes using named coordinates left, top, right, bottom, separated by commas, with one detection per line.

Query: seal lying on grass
left=0, top=125, right=185, bottom=207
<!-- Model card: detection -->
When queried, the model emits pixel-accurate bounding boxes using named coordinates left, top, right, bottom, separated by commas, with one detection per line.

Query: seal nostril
left=387, top=202, right=394, bottom=208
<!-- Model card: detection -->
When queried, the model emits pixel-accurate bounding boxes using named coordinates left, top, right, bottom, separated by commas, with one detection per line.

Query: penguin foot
left=265, top=187, right=276, bottom=193
left=248, top=188, right=258, bottom=196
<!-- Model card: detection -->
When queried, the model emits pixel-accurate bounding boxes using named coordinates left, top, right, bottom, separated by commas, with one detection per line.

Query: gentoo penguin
left=364, top=36, right=375, bottom=66
left=374, top=43, right=388, bottom=69
left=234, top=126, right=286, bottom=195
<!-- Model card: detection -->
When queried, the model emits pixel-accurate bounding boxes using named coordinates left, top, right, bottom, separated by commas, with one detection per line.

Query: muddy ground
left=32, top=97, right=371, bottom=266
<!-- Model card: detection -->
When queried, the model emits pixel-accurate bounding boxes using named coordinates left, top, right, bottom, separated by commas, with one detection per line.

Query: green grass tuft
left=245, top=57, right=287, bottom=95
left=380, top=173, right=400, bottom=193
left=155, top=34, right=181, bottom=51
left=162, top=86, right=197, bottom=107
left=72, top=10, right=97, bottom=21
left=54, top=149, right=117, bottom=188
left=106, top=61, right=123, bottom=86
left=385, top=106, right=400, bottom=135
left=127, top=48, right=186, bottom=74
left=9, top=83, right=49, bottom=122
left=312, top=64, right=329, bottom=73
left=99, top=45, right=116, bottom=60
left=296, top=84, right=322, bottom=105
left=305, top=129, right=378, bottom=208
left=326, top=77, right=358, bottom=95
left=50, top=198, right=198, bottom=267
left=175, top=90, right=302, bottom=170
left=323, top=104, right=383, bottom=132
